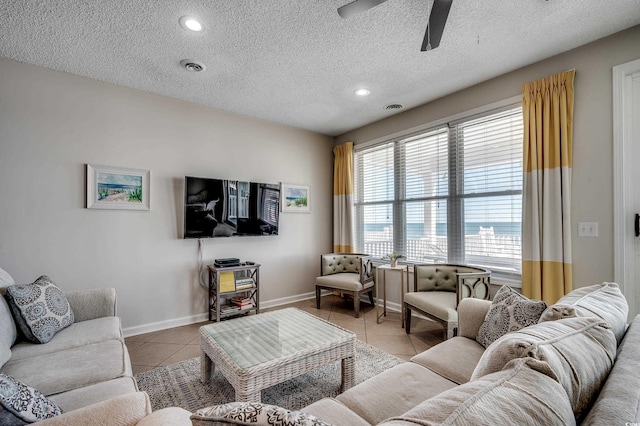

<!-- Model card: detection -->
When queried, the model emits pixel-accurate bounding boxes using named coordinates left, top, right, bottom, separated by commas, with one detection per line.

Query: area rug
left=135, top=340, right=404, bottom=412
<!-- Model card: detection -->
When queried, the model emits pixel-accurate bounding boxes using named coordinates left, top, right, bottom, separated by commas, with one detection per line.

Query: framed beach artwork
left=86, top=164, right=150, bottom=210
left=281, top=183, right=310, bottom=213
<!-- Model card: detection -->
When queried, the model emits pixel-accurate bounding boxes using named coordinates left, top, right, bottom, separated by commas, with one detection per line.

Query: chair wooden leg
left=354, top=293, right=361, bottom=318
left=316, top=287, right=321, bottom=309
left=405, top=306, right=412, bottom=334
left=367, top=290, right=374, bottom=306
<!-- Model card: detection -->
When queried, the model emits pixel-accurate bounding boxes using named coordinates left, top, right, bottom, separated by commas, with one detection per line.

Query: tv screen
left=184, top=176, right=280, bottom=238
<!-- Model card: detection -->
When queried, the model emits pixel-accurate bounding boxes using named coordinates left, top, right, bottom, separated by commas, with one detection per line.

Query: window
left=354, top=105, right=523, bottom=276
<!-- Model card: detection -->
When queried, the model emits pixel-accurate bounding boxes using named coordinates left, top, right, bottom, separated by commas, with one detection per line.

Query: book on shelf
left=235, top=283, right=255, bottom=291
left=235, top=278, right=254, bottom=285
left=221, top=305, right=241, bottom=313
left=230, top=296, right=254, bottom=307
left=219, top=272, right=236, bottom=292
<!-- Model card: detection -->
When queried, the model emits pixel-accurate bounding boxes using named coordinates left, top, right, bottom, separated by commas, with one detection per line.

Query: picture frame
left=86, top=164, right=150, bottom=210
left=281, top=183, right=310, bottom=213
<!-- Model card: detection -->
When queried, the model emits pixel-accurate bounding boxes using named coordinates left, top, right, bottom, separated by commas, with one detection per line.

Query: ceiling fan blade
left=338, top=0, right=389, bottom=18
left=421, top=0, right=453, bottom=51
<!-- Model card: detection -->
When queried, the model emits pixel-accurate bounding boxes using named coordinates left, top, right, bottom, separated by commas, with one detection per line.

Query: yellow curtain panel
left=333, top=142, right=354, bottom=253
left=522, top=70, right=575, bottom=304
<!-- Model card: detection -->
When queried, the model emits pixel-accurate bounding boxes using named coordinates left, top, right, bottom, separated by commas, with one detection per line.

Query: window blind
left=353, top=104, right=523, bottom=274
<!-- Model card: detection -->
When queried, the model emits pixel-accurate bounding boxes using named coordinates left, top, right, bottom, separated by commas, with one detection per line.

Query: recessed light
left=354, top=88, right=371, bottom=97
left=180, top=59, right=206, bottom=72
left=179, top=15, right=203, bottom=32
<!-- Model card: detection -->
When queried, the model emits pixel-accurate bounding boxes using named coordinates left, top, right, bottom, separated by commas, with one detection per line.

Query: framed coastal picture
left=281, top=183, right=310, bottom=213
left=86, top=164, right=150, bottom=210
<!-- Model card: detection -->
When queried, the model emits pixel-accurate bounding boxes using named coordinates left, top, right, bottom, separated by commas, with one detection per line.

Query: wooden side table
left=375, top=264, right=409, bottom=327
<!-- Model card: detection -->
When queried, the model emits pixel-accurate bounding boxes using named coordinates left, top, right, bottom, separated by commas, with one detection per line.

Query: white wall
left=0, top=58, right=334, bottom=334
left=337, top=25, right=640, bottom=291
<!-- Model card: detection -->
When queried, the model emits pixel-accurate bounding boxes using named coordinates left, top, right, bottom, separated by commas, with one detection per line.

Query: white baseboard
left=123, top=292, right=405, bottom=338
left=123, top=313, right=209, bottom=338
left=260, top=291, right=316, bottom=309
left=123, top=292, right=316, bottom=337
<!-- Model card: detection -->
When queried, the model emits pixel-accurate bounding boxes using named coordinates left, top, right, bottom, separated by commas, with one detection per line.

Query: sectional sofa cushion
left=1, top=339, right=131, bottom=396
left=380, top=358, right=575, bottom=426
left=581, top=314, right=640, bottom=425
left=0, top=267, right=15, bottom=290
left=0, top=267, right=17, bottom=368
left=410, top=336, right=485, bottom=384
left=5, top=276, right=74, bottom=344
left=36, top=391, right=152, bottom=426
left=47, top=377, right=139, bottom=413
left=9, top=316, right=122, bottom=362
left=304, top=398, right=370, bottom=426
left=476, top=286, right=546, bottom=348
left=471, top=316, right=616, bottom=421
left=335, top=362, right=457, bottom=425
left=191, top=402, right=332, bottom=426
left=0, top=373, right=62, bottom=423
left=539, top=282, right=628, bottom=343
left=0, top=297, right=17, bottom=368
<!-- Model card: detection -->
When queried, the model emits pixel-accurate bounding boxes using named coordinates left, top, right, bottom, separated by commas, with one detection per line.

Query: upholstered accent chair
left=316, top=253, right=375, bottom=318
left=405, top=264, right=490, bottom=339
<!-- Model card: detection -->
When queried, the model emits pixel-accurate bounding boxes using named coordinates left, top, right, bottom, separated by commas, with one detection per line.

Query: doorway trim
left=613, top=58, right=640, bottom=317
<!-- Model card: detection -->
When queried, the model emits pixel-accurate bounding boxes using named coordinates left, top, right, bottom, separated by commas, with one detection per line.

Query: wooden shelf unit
left=208, top=263, right=260, bottom=322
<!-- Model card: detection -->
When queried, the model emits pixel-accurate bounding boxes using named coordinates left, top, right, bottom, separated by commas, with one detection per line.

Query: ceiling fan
left=337, top=0, right=453, bottom=51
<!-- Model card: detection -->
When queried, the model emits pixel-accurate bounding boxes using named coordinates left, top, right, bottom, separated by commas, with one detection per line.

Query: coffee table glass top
left=201, top=308, right=354, bottom=369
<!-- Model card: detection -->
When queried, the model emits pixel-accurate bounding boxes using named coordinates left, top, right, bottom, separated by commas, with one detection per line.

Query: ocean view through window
left=354, top=104, right=523, bottom=276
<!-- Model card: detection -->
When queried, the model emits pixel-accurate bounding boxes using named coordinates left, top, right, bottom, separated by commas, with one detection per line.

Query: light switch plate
left=578, top=222, right=598, bottom=237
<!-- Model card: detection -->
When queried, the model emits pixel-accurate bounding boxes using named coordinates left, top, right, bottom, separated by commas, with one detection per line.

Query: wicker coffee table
left=200, top=307, right=356, bottom=402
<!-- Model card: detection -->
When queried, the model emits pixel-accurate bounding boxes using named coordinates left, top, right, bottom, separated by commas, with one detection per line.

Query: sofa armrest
left=65, top=288, right=117, bottom=322
left=36, top=392, right=151, bottom=426
left=457, top=298, right=491, bottom=339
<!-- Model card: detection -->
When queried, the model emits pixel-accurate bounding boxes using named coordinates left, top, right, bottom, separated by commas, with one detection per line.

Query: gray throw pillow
left=0, top=373, right=63, bottom=423
left=5, top=276, right=74, bottom=344
left=476, top=285, right=547, bottom=348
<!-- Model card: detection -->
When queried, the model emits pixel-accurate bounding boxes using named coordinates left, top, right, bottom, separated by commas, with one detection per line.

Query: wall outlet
left=578, top=222, right=598, bottom=237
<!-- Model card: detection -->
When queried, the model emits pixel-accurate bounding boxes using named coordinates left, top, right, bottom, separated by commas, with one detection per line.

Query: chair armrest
left=457, top=298, right=491, bottom=339
left=65, top=288, right=117, bottom=322
left=359, top=256, right=374, bottom=284
left=36, top=392, right=151, bottom=426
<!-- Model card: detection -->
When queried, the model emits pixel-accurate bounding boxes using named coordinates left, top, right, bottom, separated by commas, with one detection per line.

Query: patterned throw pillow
left=191, top=402, right=332, bottom=426
left=5, top=276, right=74, bottom=344
left=476, top=285, right=547, bottom=348
left=0, top=373, right=62, bottom=423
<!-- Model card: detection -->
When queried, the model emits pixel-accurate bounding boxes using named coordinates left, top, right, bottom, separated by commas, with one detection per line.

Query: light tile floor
left=126, top=295, right=445, bottom=375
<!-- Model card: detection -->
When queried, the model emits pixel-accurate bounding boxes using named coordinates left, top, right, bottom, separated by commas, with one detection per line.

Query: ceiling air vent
left=385, top=104, right=403, bottom=110
left=180, top=59, right=206, bottom=72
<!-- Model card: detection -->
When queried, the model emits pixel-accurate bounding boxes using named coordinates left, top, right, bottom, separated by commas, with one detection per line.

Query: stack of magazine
left=230, top=296, right=254, bottom=310
left=235, top=277, right=254, bottom=290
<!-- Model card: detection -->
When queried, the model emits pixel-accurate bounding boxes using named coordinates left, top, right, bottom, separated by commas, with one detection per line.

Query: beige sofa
left=299, top=282, right=637, bottom=425
left=11, top=280, right=638, bottom=425
left=0, top=285, right=153, bottom=416
left=0, top=266, right=170, bottom=424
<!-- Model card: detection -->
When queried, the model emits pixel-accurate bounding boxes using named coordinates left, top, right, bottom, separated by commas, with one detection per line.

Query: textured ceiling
left=1, top=0, right=640, bottom=136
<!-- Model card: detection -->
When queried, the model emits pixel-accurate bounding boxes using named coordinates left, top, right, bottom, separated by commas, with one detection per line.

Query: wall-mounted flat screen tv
left=184, top=176, right=280, bottom=238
